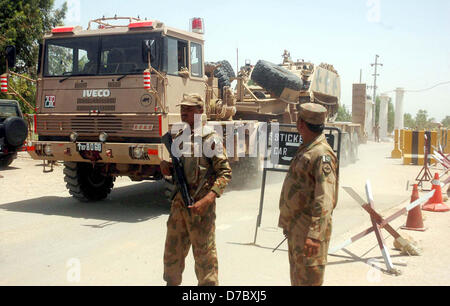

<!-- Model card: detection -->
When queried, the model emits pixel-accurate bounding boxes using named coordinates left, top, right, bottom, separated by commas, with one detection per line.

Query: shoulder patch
left=323, top=163, right=332, bottom=175
left=322, top=155, right=332, bottom=163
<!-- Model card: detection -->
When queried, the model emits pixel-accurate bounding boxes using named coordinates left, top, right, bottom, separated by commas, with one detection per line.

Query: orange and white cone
left=422, top=173, right=450, bottom=212
left=401, top=184, right=426, bottom=231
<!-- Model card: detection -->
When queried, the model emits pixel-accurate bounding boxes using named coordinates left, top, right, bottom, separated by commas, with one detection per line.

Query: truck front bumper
left=27, top=141, right=166, bottom=165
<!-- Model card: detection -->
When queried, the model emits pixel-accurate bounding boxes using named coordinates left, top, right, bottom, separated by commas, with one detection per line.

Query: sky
left=54, top=0, right=450, bottom=122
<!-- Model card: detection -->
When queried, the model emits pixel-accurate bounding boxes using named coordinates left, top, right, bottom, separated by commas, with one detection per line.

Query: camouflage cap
left=298, top=103, right=327, bottom=125
left=177, top=93, right=204, bottom=107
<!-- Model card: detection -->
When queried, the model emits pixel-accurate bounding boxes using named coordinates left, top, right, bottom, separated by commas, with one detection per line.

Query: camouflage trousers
left=287, top=218, right=332, bottom=286
left=163, top=199, right=218, bottom=286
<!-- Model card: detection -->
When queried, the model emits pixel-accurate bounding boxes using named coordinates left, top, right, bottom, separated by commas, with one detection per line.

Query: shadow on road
left=0, top=180, right=171, bottom=223
left=0, top=166, right=20, bottom=171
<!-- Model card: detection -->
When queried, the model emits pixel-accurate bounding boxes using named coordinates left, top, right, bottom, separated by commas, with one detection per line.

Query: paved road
left=0, top=141, right=427, bottom=285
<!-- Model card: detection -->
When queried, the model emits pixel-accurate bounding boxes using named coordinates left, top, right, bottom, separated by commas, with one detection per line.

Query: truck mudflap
left=27, top=141, right=166, bottom=165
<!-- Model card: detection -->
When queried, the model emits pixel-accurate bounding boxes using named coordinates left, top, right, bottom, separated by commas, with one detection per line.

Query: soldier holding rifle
left=160, top=93, right=232, bottom=286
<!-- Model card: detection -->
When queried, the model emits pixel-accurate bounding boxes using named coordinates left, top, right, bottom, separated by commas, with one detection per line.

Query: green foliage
left=403, top=110, right=438, bottom=130
left=335, top=104, right=352, bottom=122
left=404, top=113, right=415, bottom=129
left=47, top=43, right=73, bottom=75
left=442, top=116, right=450, bottom=128
left=0, top=0, right=67, bottom=113
left=415, top=109, right=429, bottom=130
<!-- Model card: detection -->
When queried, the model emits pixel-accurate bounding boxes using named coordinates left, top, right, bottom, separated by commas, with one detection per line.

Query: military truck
left=0, top=99, right=28, bottom=168
left=3, top=17, right=259, bottom=201
left=232, top=50, right=361, bottom=165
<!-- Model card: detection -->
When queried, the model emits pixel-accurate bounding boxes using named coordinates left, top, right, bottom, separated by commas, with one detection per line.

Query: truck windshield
left=0, top=105, right=19, bottom=118
left=44, top=33, right=161, bottom=77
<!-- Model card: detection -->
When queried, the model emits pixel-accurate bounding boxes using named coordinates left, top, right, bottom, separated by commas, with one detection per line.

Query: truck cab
left=23, top=17, right=256, bottom=201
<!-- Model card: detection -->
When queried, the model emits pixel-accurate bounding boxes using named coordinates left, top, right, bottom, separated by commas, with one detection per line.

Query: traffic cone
left=422, top=173, right=450, bottom=212
left=401, top=184, right=427, bottom=231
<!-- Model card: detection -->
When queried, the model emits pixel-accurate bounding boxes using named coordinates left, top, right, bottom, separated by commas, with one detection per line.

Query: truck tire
left=3, top=117, right=28, bottom=147
left=251, top=60, right=303, bottom=97
left=64, top=162, right=115, bottom=202
left=215, top=67, right=230, bottom=95
left=217, top=60, right=235, bottom=79
left=205, top=60, right=234, bottom=97
left=0, top=154, right=15, bottom=168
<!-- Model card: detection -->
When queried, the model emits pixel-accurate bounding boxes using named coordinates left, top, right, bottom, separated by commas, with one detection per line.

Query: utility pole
left=368, top=55, right=383, bottom=138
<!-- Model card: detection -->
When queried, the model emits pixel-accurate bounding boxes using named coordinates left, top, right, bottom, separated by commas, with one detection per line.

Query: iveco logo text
left=82, top=89, right=111, bottom=98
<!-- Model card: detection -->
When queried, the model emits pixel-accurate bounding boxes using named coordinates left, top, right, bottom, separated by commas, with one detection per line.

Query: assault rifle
left=162, top=132, right=193, bottom=215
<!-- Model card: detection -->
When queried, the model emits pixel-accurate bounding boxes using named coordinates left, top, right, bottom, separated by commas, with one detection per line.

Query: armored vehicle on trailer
left=233, top=50, right=360, bottom=165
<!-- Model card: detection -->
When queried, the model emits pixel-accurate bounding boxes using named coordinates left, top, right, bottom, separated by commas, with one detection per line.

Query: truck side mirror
left=5, top=45, right=16, bottom=69
left=142, top=40, right=155, bottom=64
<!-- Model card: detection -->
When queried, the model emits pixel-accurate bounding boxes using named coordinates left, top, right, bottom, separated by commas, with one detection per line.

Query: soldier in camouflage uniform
left=160, top=93, right=232, bottom=286
left=278, top=103, right=339, bottom=286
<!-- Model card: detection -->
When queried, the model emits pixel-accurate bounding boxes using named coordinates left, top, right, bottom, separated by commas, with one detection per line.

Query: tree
left=403, top=110, right=438, bottom=130
left=442, top=116, right=450, bottom=128
left=415, top=109, right=428, bottom=130
left=335, top=104, right=352, bottom=122
left=0, top=0, right=67, bottom=113
left=404, top=113, right=415, bottom=129
left=387, top=99, right=395, bottom=133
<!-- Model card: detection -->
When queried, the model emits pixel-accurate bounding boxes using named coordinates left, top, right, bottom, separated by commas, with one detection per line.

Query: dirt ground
left=0, top=141, right=449, bottom=286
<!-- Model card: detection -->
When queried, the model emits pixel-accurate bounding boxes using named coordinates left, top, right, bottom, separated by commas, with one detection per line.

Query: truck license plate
left=76, top=142, right=102, bottom=152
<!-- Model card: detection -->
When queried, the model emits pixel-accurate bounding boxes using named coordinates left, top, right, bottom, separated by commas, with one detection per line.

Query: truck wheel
left=64, top=162, right=115, bottom=202
left=217, top=60, right=235, bottom=79
left=216, top=68, right=230, bottom=95
left=0, top=154, right=16, bottom=168
left=251, top=60, right=303, bottom=97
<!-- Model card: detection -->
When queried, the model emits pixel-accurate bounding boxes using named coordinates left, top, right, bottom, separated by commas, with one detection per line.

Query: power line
left=381, top=81, right=450, bottom=95
left=405, top=81, right=450, bottom=93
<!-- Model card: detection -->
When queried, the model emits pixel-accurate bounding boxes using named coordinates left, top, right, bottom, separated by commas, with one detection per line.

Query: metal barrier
left=438, top=128, right=449, bottom=154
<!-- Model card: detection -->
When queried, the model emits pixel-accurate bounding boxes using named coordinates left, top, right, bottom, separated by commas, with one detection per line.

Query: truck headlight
left=133, top=147, right=144, bottom=159
left=99, top=132, right=108, bottom=142
left=70, top=132, right=78, bottom=142
left=44, top=144, right=52, bottom=156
